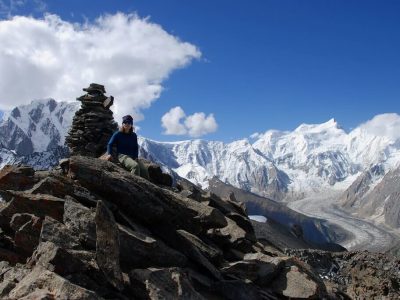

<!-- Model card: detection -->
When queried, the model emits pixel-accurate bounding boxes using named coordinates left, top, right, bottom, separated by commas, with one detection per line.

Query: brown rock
left=0, top=165, right=34, bottom=191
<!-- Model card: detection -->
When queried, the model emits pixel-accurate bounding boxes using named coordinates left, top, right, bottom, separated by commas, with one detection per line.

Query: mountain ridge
left=1, top=100, right=400, bottom=228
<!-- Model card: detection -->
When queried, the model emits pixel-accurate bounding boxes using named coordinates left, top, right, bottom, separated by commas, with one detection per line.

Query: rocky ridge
left=0, top=158, right=398, bottom=299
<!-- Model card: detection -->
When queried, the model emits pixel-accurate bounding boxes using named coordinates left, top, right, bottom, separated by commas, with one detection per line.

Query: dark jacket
left=107, top=131, right=138, bottom=159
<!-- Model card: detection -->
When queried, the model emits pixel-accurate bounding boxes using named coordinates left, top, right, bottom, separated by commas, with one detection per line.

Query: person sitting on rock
left=105, top=115, right=149, bottom=179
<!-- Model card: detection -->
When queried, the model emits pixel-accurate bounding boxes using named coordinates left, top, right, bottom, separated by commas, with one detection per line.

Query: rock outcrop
left=0, top=159, right=398, bottom=299
left=0, top=158, right=329, bottom=299
left=66, top=83, right=118, bottom=157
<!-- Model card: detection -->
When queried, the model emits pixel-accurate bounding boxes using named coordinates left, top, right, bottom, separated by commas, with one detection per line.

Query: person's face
left=122, top=122, right=132, bottom=130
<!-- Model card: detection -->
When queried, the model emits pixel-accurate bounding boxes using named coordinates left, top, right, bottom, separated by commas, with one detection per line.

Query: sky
left=0, top=0, right=399, bottom=142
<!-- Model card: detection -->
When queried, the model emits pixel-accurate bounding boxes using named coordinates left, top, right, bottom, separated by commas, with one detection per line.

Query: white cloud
left=357, top=113, right=400, bottom=141
left=161, top=106, right=218, bottom=137
left=0, top=13, right=201, bottom=123
left=161, top=106, right=187, bottom=135
left=184, top=112, right=218, bottom=137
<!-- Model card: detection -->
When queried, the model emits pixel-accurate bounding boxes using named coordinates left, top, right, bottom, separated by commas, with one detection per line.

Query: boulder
left=95, top=200, right=123, bottom=291
left=0, top=165, right=34, bottom=191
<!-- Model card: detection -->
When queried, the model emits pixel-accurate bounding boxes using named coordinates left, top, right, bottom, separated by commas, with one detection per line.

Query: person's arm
left=107, top=132, right=119, bottom=155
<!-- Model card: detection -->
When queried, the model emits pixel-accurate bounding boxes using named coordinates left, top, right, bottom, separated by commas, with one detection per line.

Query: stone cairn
left=66, top=83, right=118, bottom=157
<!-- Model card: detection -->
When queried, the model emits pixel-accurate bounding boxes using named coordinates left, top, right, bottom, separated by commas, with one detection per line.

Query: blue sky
left=0, top=0, right=399, bottom=141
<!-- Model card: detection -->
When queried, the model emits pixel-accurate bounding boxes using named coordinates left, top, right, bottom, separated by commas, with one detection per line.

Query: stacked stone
left=66, top=83, right=118, bottom=157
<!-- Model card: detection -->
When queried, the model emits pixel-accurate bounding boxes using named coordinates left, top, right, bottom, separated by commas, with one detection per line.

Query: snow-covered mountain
left=1, top=100, right=400, bottom=208
left=0, top=99, right=79, bottom=169
left=140, top=117, right=400, bottom=202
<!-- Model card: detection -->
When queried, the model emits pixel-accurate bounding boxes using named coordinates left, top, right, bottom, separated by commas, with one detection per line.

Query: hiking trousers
left=117, top=154, right=149, bottom=179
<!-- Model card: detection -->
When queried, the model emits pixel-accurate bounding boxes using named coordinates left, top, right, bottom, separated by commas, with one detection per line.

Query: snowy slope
left=0, top=99, right=79, bottom=169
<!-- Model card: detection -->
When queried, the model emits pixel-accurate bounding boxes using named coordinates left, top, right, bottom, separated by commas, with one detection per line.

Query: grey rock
left=63, top=197, right=96, bottom=249
left=39, top=216, right=81, bottom=250
left=95, top=200, right=123, bottom=291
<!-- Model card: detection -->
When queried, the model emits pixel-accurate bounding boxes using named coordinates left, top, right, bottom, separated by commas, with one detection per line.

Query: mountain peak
left=294, top=118, right=343, bottom=134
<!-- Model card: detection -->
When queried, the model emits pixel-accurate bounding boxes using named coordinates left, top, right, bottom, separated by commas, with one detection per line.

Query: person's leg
left=118, top=154, right=140, bottom=175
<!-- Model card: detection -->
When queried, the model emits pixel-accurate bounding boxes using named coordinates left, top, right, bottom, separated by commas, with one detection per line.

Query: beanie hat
left=122, top=115, right=133, bottom=124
